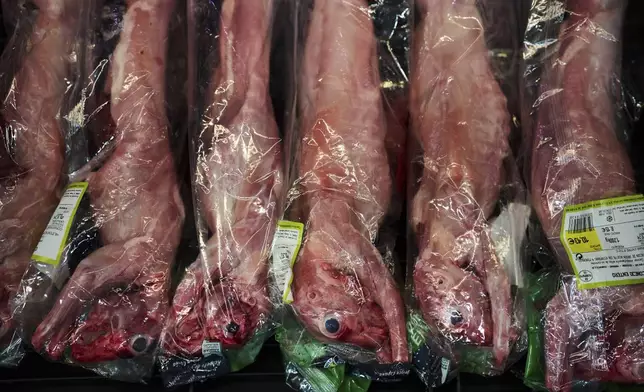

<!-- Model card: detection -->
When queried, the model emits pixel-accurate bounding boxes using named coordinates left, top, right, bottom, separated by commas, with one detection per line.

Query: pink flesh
left=161, top=0, right=281, bottom=356
left=410, top=0, right=513, bottom=365
left=0, top=0, right=77, bottom=346
left=572, top=315, right=644, bottom=385
left=531, top=0, right=634, bottom=254
left=413, top=249, right=492, bottom=346
left=529, top=2, right=644, bottom=390
left=291, top=0, right=408, bottom=364
left=31, top=0, right=185, bottom=362
left=292, top=204, right=397, bottom=362
left=545, top=281, right=644, bottom=391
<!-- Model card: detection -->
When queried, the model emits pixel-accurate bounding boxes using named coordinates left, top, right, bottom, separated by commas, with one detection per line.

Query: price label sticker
left=32, top=182, right=88, bottom=266
left=271, top=220, right=304, bottom=304
left=560, top=195, right=644, bottom=289
left=565, top=230, right=602, bottom=254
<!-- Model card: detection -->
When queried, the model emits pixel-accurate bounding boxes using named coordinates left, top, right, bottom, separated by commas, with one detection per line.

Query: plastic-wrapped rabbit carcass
left=12, top=0, right=186, bottom=381
left=407, top=0, right=530, bottom=379
left=522, top=0, right=644, bottom=391
left=0, top=0, right=86, bottom=367
left=158, top=0, right=286, bottom=386
left=273, top=0, right=411, bottom=389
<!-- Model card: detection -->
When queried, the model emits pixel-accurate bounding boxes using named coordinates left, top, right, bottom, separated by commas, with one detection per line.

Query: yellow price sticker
left=563, top=230, right=602, bottom=254
left=272, top=220, right=304, bottom=304
left=559, top=195, right=644, bottom=290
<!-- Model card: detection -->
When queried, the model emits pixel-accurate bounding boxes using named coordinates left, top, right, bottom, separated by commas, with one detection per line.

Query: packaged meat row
left=1, top=0, right=644, bottom=392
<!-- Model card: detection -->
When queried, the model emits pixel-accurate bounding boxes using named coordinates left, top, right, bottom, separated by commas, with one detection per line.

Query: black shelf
left=0, top=339, right=531, bottom=392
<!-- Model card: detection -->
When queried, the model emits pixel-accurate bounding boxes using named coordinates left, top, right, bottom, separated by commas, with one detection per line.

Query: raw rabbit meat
left=161, top=0, right=281, bottom=359
left=288, top=0, right=408, bottom=364
left=0, top=0, right=79, bottom=364
left=29, top=0, right=184, bottom=370
left=526, top=0, right=644, bottom=390
left=530, top=0, right=634, bottom=262
left=410, top=0, right=515, bottom=366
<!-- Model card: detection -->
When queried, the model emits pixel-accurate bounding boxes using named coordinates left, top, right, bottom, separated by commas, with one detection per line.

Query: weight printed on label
left=32, top=182, right=88, bottom=266
left=271, top=220, right=304, bottom=304
left=560, top=195, right=644, bottom=289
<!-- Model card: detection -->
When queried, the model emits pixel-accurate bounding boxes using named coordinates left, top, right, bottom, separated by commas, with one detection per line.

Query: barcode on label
left=274, top=249, right=293, bottom=293
left=567, top=213, right=594, bottom=233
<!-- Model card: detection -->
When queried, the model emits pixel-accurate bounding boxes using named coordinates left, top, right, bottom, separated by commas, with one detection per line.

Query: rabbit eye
left=322, top=314, right=342, bottom=337
left=226, top=321, right=240, bottom=335
left=450, top=309, right=463, bottom=326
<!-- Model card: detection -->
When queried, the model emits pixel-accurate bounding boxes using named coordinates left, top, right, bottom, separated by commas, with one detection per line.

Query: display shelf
left=0, top=340, right=530, bottom=392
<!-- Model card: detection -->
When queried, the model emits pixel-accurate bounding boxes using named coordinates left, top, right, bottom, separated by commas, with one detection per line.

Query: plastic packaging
left=523, top=268, right=561, bottom=391
left=158, top=0, right=285, bottom=386
left=408, top=0, right=529, bottom=379
left=274, top=1, right=411, bottom=390
left=521, top=0, right=644, bottom=391
left=12, top=0, right=186, bottom=381
left=0, top=1, right=85, bottom=367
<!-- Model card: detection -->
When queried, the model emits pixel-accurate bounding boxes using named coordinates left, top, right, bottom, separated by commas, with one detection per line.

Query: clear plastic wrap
left=12, top=0, right=186, bottom=381
left=408, top=0, right=529, bottom=379
left=522, top=0, right=644, bottom=391
left=274, top=1, right=411, bottom=390
left=0, top=1, right=85, bottom=367
left=158, top=0, right=285, bottom=386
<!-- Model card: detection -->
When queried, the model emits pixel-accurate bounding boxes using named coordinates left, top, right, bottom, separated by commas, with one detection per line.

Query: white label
left=561, top=195, right=644, bottom=289
left=32, top=182, right=88, bottom=266
left=201, top=340, right=222, bottom=357
left=324, top=357, right=339, bottom=369
left=490, top=203, right=531, bottom=288
left=270, top=220, right=304, bottom=304
left=440, top=357, right=450, bottom=384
